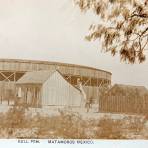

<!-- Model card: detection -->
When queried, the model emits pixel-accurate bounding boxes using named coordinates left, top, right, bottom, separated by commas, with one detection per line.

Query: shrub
left=34, top=110, right=87, bottom=139
left=95, top=116, right=124, bottom=139
left=0, top=106, right=147, bottom=139
left=3, top=104, right=29, bottom=129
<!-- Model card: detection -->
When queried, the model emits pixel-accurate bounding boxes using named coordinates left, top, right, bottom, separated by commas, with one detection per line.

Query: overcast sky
left=0, top=0, right=148, bottom=87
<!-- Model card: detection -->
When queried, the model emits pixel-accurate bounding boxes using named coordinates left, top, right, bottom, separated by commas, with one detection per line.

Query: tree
left=74, top=0, right=148, bottom=64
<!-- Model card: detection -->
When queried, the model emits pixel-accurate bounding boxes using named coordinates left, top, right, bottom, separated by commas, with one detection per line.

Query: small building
left=105, top=84, right=148, bottom=97
left=16, top=70, right=82, bottom=107
left=99, top=84, right=148, bottom=114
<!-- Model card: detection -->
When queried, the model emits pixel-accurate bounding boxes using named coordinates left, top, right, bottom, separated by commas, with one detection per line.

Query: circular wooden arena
left=0, top=59, right=111, bottom=101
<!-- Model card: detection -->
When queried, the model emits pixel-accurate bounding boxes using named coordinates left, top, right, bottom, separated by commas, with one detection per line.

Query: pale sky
left=0, top=0, right=148, bottom=87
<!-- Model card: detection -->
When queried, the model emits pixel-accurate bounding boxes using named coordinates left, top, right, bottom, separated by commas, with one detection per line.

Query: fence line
left=99, top=95, right=148, bottom=114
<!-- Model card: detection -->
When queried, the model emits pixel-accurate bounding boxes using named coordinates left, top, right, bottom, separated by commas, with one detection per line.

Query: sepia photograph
left=0, top=0, right=148, bottom=141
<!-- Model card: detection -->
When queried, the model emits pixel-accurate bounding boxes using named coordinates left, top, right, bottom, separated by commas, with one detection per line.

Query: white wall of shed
left=42, top=71, right=82, bottom=106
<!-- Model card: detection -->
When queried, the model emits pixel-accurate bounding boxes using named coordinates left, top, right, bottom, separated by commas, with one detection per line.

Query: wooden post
left=1, top=95, right=3, bottom=104
left=70, top=76, right=72, bottom=85
left=89, top=77, right=91, bottom=98
left=97, top=76, right=99, bottom=112
left=8, top=98, right=9, bottom=106
left=39, top=88, right=41, bottom=107
left=26, top=87, right=28, bottom=105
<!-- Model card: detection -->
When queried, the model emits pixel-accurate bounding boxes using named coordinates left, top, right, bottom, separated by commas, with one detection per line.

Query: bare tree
left=74, top=0, right=148, bottom=64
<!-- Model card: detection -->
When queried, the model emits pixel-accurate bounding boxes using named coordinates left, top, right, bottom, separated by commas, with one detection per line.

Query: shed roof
left=16, top=70, right=81, bottom=91
left=107, top=84, right=148, bottom=96
left=16, top=70, right=55, bottom=84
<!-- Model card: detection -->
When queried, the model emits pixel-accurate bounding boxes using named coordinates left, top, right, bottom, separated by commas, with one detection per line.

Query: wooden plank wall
left=42, top=71, right=82, bottom=107
left=99, top=96, right=148, bottom=114
left=0, top=61, right=111, bottom=81
left=0, top=60, right=111, bottom=105
left=0, top=82, right=16, bottom=100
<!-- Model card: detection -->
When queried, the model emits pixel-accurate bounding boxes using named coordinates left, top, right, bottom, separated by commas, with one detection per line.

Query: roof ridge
left=115, top=83, right=147, bottom=88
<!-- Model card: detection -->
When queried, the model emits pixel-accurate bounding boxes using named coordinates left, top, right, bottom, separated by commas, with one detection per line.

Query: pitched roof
left=16, top=70, right=81, bottom=91
left=16, top=70, right=55, bottom=84
left=107, top=84, right=148, bottom=96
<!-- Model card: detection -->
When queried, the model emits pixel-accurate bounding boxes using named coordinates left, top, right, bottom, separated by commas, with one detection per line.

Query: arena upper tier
left=0, top=59, right=112, bottom=100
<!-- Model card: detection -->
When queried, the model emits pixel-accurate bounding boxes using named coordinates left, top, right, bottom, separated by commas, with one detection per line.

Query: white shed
left=16, top=70, right=82, bottom=107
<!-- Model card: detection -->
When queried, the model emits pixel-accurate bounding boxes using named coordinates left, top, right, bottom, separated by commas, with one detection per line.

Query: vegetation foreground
left=0, top=105, right=148, bottom=139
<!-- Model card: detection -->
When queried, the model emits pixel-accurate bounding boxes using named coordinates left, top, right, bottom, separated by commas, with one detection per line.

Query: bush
left=33, top=110, right=87, bottom=139
left=0, top=106, right=147, bottom=139
left=94, top=116, right=146, bottom=139
left=95, top=117, right=124, bottom=139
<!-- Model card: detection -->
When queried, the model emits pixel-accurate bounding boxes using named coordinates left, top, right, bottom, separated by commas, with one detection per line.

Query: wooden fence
left=99, top=95, right=148, bottom=114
